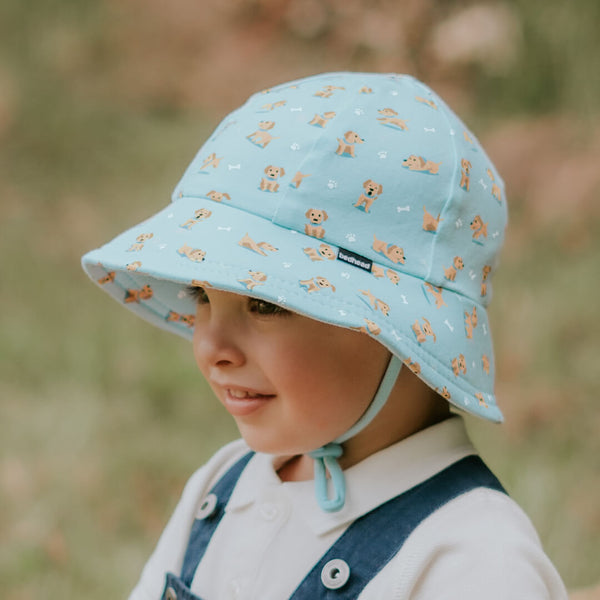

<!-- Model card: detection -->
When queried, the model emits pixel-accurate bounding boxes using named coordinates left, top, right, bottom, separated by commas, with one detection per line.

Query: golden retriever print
left=238, top=233, right=278, bottom=256
left=386, top=269, right=400, bottom=285
left=261, top=100, right=287, bottom=111
left=491, top=183, right=502, bottom=203
left=357, top=319, right=381, bottom=336
left=412, top=318, right=436, bottom=343
left=482, top=354, right=490, bottom=375
left=199, top=152, right=222, bottom=171
left=206, top=190, right=231, bottom=203
left=304, top=208, right=328, bottom=239
left=451, top=354, right=467, bottom=376
left=128, top=232, right=153, bottom=252
left=166, top=311, right=195, bottom=328
left=444, top=256, right=464, bottom=281
left=354, top=179, right=383, bottom=213
left=191, top=279, right=213, bottom=289
left=464, top=306, right=478, bottom=339
left=180, top=208, right=212, bottom=230
left=459, top=159, right=472, bottom=191
left=422, top=206, right=443, bottom=232
left=247, top=121, right=278, bottom=148
left=238, top=271, right=267, bottom=290
left=309, top=111, right=336, bottom=128
left=290, top=171, right=311, bottom=189
left=487, top=169, right=503, bottom=202
left=470, top=215, right=488, bottom=241
left=126, top=261, right=142, bottom=272
left=303, top=243, right=336, bottom=262
left=371, top=264, right=385, bottom=278
left=178, top=243, right=206, bottom=263
left=335, top=131, right=364, bottom=158
left=402, top=155, right=441, bottom=175
left=372, top=234, right=405, bottom=264
left=260, top=165, right=286, bottom=192
left=475, top=392, right=488, bottom=408
left=403, top=358, right=421, bottom=375
left=124, top=284, right=153, bottom=304
left=377, top=108, right=408, bottom=130
left=481, top=265, right=492, bottom=297
left=438, top=386, right=451, bottom=399
left=359, top=289, right=391, bottom=316
left=98, top=271, right=115, bottom=285
left=424, top=282, right=447, bottom=309
left=314, top=85, right=345, bottom=99
left=415, top=96, right=438, bottom=110
left=299, top=277, right=336, bottom=293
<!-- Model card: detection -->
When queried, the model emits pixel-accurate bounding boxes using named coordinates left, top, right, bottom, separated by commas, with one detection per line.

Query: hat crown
left=172, top=72, right=507, bottom=305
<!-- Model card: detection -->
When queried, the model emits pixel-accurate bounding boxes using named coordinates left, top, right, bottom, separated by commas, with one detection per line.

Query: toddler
left=82, top=72, right=567, bottom=599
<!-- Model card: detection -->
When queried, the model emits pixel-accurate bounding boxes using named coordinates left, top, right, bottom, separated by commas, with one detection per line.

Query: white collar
left=226, top=415, right=476, bottom=536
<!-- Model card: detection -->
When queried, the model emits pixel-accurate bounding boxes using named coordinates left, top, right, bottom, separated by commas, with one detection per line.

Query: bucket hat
left=82, top=72, right=507, bottom=425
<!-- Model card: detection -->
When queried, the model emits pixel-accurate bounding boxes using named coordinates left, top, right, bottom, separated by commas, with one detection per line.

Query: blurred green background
left=1, top=0, right=599, bottom=597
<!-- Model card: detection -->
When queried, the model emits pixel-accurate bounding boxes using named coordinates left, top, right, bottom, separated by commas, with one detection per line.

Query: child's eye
left=186, top=285, right=209, bottom=304
left=248, top=297, right=288, bottom=316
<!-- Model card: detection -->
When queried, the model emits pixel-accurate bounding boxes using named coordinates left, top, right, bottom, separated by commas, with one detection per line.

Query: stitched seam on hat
left=416, top=81, right=461, bottom=285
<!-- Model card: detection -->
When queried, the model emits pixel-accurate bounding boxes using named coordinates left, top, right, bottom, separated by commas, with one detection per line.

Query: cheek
left=271, top=337, right=382, bottom=417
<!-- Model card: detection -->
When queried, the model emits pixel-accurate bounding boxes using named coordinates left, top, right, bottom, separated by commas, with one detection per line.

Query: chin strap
left=308, top=355, right=403, bottom=512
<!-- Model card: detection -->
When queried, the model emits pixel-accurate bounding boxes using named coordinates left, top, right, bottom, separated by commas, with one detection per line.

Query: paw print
left=327, top=180, right=338, bottom=189
left=378, top=150, right=388, bottom=159
left=345, top=233, right=357, bottom=243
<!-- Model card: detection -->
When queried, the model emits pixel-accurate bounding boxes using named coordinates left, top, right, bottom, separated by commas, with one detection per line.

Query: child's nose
left=193, top=316, right=246, bottom=370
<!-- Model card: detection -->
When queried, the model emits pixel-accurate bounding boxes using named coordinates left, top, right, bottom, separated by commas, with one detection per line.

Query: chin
left=237, top=427, right=318, bottom=457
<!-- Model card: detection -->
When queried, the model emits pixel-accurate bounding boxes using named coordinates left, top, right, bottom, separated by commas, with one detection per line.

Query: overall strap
left=289, top=455, right=506, bottom=599
left=180, top=451, right=254, bottom=587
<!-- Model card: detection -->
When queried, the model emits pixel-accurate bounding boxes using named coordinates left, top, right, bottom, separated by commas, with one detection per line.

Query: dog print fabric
left=82, top=72, right=507, bottom=422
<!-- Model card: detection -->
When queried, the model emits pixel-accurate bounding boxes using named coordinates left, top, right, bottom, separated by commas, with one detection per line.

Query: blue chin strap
left=308, top=355, right=403, bottom=512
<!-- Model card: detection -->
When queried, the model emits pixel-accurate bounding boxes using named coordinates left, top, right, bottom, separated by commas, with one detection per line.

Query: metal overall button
left=320, top=558, right=350, bottom=589
left=196, top=493, right=218, bottom=519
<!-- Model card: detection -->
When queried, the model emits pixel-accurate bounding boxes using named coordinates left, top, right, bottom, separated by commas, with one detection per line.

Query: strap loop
left=309, top=443, right=346, bottom=512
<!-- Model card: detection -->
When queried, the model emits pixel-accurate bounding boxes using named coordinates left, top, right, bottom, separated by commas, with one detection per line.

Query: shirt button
left=321, top=558, right=350, bottom=589
left=196, top=493, right=218, bottom=519
left=259, top=502, right=279, bottom=521
left=164, top=586, right=177, bottom=600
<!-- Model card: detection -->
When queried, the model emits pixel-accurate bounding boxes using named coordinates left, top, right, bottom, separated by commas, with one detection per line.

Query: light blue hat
left=82, top=72, right=507, bottom=425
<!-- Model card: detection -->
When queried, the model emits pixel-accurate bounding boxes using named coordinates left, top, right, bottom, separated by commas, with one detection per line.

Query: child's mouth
left=228, top=389, right=271, bottom=400
left=223, top=388, right=274, bottom=416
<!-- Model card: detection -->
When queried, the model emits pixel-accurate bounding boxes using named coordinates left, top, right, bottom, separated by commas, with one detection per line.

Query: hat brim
left=82, top=198, right=502, bottom=422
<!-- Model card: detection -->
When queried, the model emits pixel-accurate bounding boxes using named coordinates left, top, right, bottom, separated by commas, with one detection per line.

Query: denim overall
left=161, top=453, right=505, bottom=600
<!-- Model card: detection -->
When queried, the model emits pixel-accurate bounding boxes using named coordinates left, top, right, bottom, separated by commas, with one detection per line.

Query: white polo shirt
left=129, top=417, right=567, bottom=599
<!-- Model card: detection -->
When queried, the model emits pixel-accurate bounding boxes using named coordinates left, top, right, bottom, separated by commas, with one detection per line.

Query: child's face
left=191, top=288, right=391, bottom=456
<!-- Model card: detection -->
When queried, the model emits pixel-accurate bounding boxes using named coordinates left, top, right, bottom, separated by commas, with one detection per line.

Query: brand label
left=337, top=247, right=373, bottom=272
